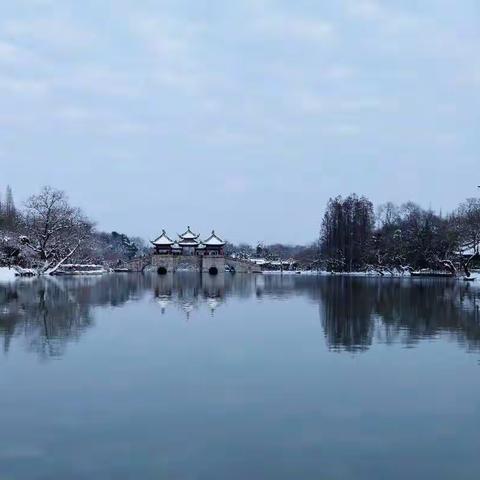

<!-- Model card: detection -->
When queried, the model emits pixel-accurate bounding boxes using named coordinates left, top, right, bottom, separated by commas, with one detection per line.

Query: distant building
left=151, top=227, right=225, bottom=257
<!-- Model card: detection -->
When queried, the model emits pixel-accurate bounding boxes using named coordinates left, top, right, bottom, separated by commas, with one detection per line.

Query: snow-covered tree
left=0, top=231, right=23, bottom=267
left=20, top=186, right=93, bottom=275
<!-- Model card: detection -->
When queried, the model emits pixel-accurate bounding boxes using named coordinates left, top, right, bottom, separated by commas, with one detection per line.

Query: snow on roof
left=178, top=226, right=199, bottom=240
left=151, top=229, right=174, bottom=246
left=178, top=238, right=199, bottom=246
left=171, top=241, right=182, bottom=249
left=201, top=230, right=225, bottom=246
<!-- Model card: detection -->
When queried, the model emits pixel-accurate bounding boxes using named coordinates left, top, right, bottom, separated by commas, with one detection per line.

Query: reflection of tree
left=2, top=274, right=480, bottom=358
left=318, top=278, right=375, bottom=351
left=373, top=279, right=480, bottom=351
left=318, top=277, right=480, bottom=352
left=0, top=279, right=93, bottom=358
left=0, top=283, right=20, bottom=354
left=0, top=274, right=148, bottom=359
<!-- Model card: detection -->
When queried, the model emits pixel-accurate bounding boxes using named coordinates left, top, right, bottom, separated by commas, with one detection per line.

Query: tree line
left=319, top=194, right=480, bottom=276
left=0, top=185, right=147, bottom=274
left=2, top=185, right=480, bottom=276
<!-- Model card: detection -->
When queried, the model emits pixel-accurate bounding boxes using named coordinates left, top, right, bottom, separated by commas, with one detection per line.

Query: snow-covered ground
left=0, top=267, right=17, bottom=283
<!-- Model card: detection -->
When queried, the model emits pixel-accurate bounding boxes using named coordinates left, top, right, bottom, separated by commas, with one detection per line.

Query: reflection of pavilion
left=152, top=272, right=225, bottom=317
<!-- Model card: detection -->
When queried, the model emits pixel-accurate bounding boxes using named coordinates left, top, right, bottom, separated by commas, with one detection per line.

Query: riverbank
left=262, top=270, right=479, bottom=281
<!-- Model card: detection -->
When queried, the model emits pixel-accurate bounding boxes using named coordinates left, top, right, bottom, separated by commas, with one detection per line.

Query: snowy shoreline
left=261, top=270, right=411, bottom=277
left=0, top=267, right=17, bottom=283
left=261, top=270, right=478, bottom=281
left=1, top=265, right=477, bottom=283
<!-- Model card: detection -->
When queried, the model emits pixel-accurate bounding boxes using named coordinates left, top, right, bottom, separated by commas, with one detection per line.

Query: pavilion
left=151, top=227, right=225, bottom=256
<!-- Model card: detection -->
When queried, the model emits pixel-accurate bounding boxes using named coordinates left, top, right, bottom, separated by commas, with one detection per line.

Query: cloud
left=56, top=66, right=143, bottom=98
left=254, top=14, right=335, bottom=42
left=293, top=90, right=398, bottom=116
left=0, top=76, right=49, bottom=96
left=0, top=40, right=21, bottom=62
left=456, top=64, right=480, bottom=87
left=53, top=105, right=154, bottom=136
left=200, top=126, right=261, bottom=147
left=338, top=98, right=399, bottom=113
left=324, top=124, right=361, bottom=136
left=322, top=65, right=355, bottom=80
left=295, top=92, right=327, bottom=115
left=1, top=17, right=95, bottom=52
left=132, top=14, right=205, bottom=57
left=221, top=175, right=250, bottom=194
left=129, top=14, right=215, bottom=95
left=0, top=39, right=39, bottom=66
left=345, top=0, right=420, bottom=36
left=346, top=0, right=384, bottom=21
left=54, top=106, right=99, bottom=122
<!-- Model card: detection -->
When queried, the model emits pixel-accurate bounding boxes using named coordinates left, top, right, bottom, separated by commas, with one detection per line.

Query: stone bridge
left=120, top=255, right=261, bottom=275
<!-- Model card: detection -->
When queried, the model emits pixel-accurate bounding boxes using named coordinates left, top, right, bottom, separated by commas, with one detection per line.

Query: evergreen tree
left=320, top=194, right=374, bottom=271
left=4, top=185, right=16, bottom=228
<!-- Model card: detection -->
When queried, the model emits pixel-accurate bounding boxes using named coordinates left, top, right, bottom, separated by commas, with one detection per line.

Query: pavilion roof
left=151, top=229, right=174, bottom=246
left=202, top=230, right=225, bottom=247
left=178, top=238, right=200, bottom=246
left=171, top=241, right=182, bottom=250
left=178, top=226, right=199, bottom=240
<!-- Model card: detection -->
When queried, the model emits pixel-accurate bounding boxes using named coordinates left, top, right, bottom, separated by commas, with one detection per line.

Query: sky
left=0, top=0, right=479, bottom=244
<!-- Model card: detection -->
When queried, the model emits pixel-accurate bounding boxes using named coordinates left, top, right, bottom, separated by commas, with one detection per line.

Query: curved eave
left=178, top=226, right=200, bottom=240
left=150, top=240, right=174, bottom=246
left=178, top=235, right=200, bottom=241
left=202, top=231, right=225, bottom=246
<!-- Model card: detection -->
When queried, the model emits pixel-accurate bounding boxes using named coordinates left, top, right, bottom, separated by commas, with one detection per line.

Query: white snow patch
left=0, top=267, right=17, bottom=283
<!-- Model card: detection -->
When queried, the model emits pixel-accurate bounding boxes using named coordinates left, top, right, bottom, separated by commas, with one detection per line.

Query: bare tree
left=20, top=186, right=93, bottom=275
left=451, top=199, right=480, bottom=277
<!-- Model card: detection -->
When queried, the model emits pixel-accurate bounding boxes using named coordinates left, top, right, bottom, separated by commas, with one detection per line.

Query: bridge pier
left=201, top=255, right=225, bottom=275
left=152, top=254, right=176, bottom=274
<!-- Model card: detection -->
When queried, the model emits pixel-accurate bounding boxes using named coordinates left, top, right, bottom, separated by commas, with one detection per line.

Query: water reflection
left=1, top=273, right=480, bottom=358
left=0, top=275, right=148, bottom=358
left=318, top=277, right=480, bottom=352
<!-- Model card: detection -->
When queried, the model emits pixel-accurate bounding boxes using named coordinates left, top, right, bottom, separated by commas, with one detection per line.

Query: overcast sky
left=1, top=0, right=479, bottom=244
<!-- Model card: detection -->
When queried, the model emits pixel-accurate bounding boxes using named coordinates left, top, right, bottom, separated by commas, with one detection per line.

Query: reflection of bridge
left=122, top=255, right=262, bottom=274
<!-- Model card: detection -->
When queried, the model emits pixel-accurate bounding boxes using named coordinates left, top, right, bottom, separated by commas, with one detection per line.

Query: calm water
left=1, top=273, right=480, bottom=480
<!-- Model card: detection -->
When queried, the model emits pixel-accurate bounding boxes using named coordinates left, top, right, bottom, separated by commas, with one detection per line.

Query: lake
left=1, top=273, right=479, bottom=479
